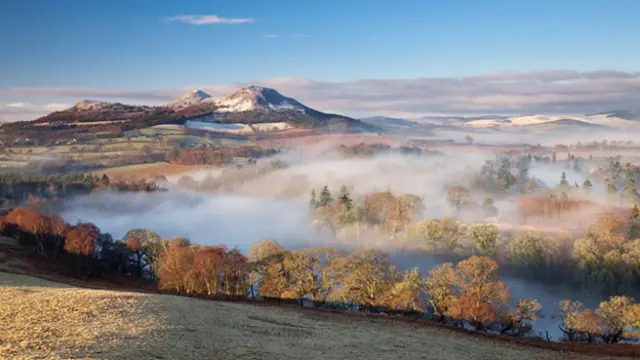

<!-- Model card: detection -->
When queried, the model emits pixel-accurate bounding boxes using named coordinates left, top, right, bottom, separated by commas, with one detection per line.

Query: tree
left=629, top=205, right=640, bottom=240
left=64, top=222, right=100, bottom=277
left=386, top=267, right=425, bottom=312
left=413, top=218, right=461, bottom=253
left=621, top=167, right=639, bottom=205
left=582, top=179, right=593, bottom=193
left=508, top=232, right=554, bottom=267
left=468, top=224, right=501, bottom=256
left=126, top=236, right=144, bottom=276
left=496, top=299, right=542, bottom=336
left=447, top=186, right=469, bottom=213
left=434, top=256, right=511, bottom=331
left=385, top=194, right=422, bottom=234
left=560, top=172, right=569, bottom=186
left=338, top=186, right=353, bottom=210
left=334, top=249, right=397, bottom=311
left=318, top=186, right=333, bottom=207
left=464, top=134, right=474, bottom=144
left=158, top=239, right=194, bottom=294
left=309, top=189, right=317, bottom=209
left=557, top=300, right=600, bottom=342
left=596, top=296, right=637, bottom=344
left=424, top=263, right=457, bottom=321
left=123, top=228, right=162, bottom=278
left=247, top=239, right=285, bottom=298
left=552, top=152, right=557, bottom=163
left=448, top=293, right=497, bottom=331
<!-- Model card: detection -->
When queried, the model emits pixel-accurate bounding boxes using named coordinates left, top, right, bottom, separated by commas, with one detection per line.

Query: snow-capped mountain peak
left=211, top=85, right=307, bottom=113
left=168, top=89, right=212, bottom=109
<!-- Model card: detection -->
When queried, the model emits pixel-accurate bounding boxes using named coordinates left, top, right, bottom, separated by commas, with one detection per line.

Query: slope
left=1, top=271, right=633, bottom=360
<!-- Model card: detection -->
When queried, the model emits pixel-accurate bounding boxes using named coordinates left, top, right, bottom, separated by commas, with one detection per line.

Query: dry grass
left=0, top=272, right=164, bottom=360
left=0, top=271, right=631, bottom=360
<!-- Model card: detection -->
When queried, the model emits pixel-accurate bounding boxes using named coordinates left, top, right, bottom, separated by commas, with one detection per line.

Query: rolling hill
left=1, top=270, right=627, bottom=360
left=19, top=86, right=372, bottom=132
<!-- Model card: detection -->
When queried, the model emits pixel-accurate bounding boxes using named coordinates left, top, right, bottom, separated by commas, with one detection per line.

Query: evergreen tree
left=560, top=172, right=568, bottom=186
left=318, top=186, right=333, bottom=207
left=338, top=186, right=353, bottom=210
left=552, top=152, right=557, bottom=163
left=582, top=179, right=593, bottom=193
left=309, top=189, right=318, bottom=209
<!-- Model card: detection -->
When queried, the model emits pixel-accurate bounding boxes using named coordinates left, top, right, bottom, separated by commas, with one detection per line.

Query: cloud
left=163, top=15, right=254, bottom=25
left=0, top=87, right=176, bottom=103
left=0, top=102, right=71, bottom=123
left=3, top=70, right=640, bottom=119
left=264, top=34, right=279, bottom=38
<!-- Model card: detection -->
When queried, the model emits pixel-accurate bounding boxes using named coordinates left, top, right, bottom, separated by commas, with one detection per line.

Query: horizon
left=1, top=0, right=639, bottom=121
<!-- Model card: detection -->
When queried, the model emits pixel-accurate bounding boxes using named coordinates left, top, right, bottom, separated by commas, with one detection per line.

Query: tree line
left=2, top=208, right=639, bottom=344
left=0, top=173, right=159, bottom=209
left=309, top=186, right=640, bottom=296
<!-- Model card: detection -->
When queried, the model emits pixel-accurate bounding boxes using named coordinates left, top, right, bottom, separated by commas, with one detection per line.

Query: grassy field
left=96, top=161, right=212, bottom=180
left=0, top=270, right=630, bottom=360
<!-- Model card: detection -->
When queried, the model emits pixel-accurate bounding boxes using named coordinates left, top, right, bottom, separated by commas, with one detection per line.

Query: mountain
left=168, top=90, right=212, bottom=110
left=20, top=86, right=374, bottom=132
left=209, top=85, right=307, bottom=113
left=421, top=112, right=640, bottom=131
left=29, top=100, right=159, bottom=126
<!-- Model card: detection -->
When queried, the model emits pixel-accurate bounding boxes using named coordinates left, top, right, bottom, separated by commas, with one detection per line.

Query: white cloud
left=44, top=103, right=71, bottom=111
left=0, top=102, right=71, bottom=123
left=164, top=15, right=254, bottom=25
left=2, top=70, right=639, bottom=119
left=264, top=34, right=279, bottom=38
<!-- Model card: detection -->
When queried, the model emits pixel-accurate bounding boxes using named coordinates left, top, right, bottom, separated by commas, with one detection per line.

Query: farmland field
left=96, top=162, right=213, bottom=180
left=0, top=271, right=626, bottom=360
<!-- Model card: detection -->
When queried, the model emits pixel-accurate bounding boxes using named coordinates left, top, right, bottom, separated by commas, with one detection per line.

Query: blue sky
left=1, top=0, right=639, bottom=120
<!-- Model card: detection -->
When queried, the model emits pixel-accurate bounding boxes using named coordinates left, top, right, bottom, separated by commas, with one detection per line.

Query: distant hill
left=360, top=116, right=434, bottom=135
left=17, top=86, right=374, bottom=132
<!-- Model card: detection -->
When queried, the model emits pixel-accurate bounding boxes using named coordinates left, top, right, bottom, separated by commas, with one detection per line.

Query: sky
left=1, top=0, right=639, bottom=121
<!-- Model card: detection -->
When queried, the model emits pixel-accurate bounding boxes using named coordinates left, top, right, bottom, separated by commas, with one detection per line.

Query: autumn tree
left=557, top=300, right=601, bottom=342
left=596, top=296, right=639, bottom=344
left=247, top=239, right=285, bottom=298
left=158, top=238, right=195, bottom=294
left=468, top=224, right=501, bottom=256
left=413, top=217, right=462, bottom=253
left=424, top=263, right=457, bottom=321
left=64, top=222, right=100, bottom=277
left=508, top=232, right=555, bottom=267
left=333, top=249, right=397, bottom=311
left=122, top=229, right=163, bottom=278
left=385, top=267, right=425, bottom=313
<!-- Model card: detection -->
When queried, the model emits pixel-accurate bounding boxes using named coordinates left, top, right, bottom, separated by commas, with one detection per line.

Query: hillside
left=1, top=271, right=628, bottom=360
left=9, top=86, right=371, bottom=132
